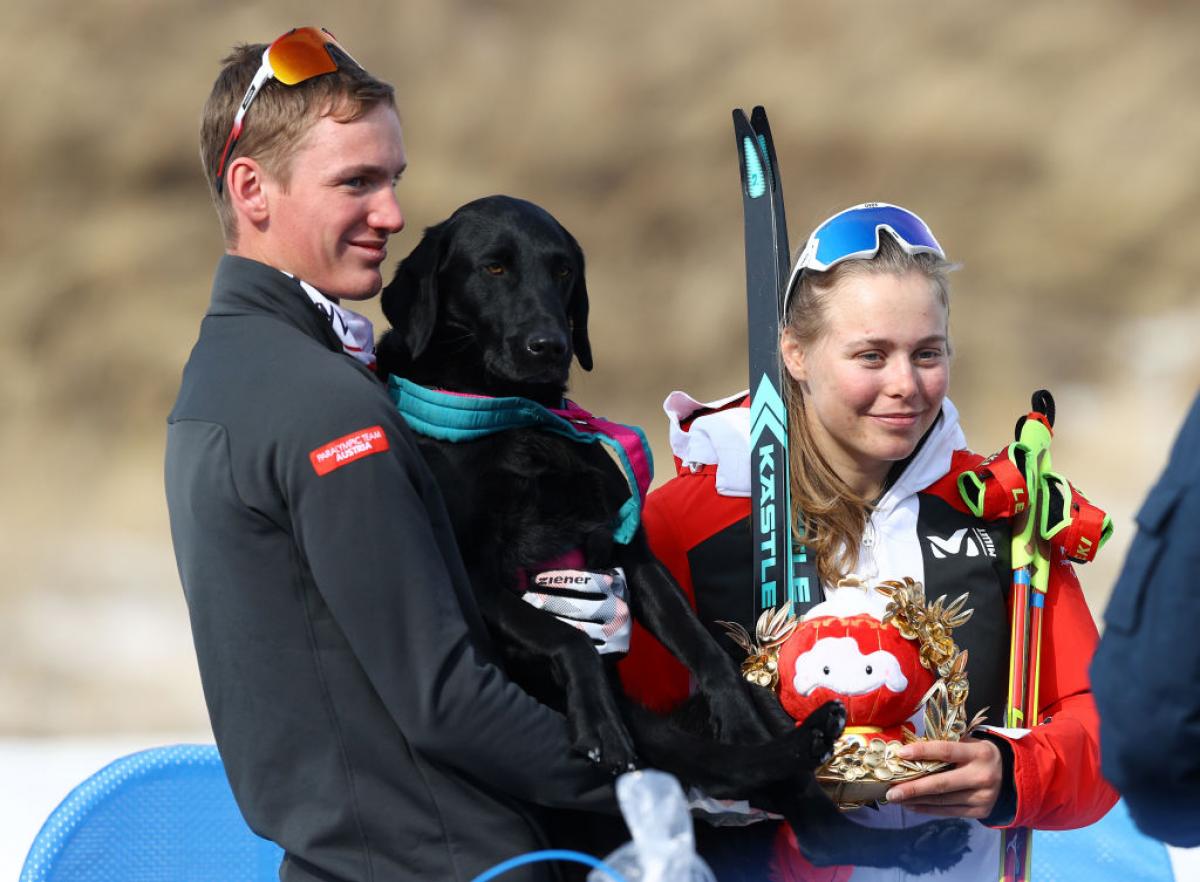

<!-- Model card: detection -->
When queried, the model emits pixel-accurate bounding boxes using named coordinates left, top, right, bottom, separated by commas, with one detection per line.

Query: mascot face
left=777, top=613, right=934, bottom=734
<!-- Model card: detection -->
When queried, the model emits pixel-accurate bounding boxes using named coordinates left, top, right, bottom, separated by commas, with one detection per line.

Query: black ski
left=749, top=106, right=791, bottom=309
left=750, top=107, right=818, bottom=613
left=733, top=106, right=816, bottom=624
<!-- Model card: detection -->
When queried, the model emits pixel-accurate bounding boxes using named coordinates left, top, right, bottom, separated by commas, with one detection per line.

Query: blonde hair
left=782, top=232, right=956, bottom=587
left=199, top=40, right=396, bottom=244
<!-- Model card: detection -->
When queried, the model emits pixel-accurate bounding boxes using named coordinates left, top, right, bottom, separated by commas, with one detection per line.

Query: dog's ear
left=565, top=231, right=593, bottom=371
left=381, top=222, right=446, bottom=362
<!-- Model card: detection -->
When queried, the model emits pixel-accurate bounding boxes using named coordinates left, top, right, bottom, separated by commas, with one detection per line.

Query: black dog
left=377, top=195, right=828, bottom=782
left=377, top=195, right=968, bottom=875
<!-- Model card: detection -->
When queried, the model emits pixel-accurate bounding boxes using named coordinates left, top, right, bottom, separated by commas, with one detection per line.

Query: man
left=166, top=28, right=614, bottom=881
left=1091, top=391, right=1200, bottom=847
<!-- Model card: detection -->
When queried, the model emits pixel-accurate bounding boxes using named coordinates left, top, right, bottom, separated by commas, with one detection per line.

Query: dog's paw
left=797, top=700, right=846, bottom=766
left=897, top=818, right=972, bottom=874
left=574, top=717, right=639, bottom=775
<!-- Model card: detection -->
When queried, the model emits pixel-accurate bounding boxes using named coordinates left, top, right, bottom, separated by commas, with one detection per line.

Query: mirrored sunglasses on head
left=782, top=202, right=945, bottom=312
left=214, top=27, right=360, bottom=194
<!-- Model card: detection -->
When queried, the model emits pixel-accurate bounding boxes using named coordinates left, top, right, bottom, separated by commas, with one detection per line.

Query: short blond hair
left=199, top=38, right=396, bottom=244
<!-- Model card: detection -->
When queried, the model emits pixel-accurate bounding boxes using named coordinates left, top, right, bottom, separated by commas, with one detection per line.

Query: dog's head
left=379, top=195, right=591, bottom=401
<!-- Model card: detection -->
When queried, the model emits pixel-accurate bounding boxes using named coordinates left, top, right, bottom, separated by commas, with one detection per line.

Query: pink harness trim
left=550, top=399, right=653, bottom=501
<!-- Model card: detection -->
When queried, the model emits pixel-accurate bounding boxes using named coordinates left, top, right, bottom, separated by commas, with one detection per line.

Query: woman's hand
left=883, top=737, right=1002, bottom=819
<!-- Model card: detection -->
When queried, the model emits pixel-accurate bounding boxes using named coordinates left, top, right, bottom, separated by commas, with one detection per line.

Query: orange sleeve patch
left=309, top=425, right=390, bottom=476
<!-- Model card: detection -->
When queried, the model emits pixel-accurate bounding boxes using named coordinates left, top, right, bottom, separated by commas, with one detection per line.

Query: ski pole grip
left=1031, top=388, right=1056, bottom=427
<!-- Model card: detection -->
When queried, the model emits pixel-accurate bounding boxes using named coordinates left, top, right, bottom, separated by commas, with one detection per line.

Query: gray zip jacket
left=166, top=255, right=613, bottom=882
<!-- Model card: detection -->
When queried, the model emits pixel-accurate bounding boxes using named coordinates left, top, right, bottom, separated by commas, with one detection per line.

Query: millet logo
left=927, top=527, right=997, bottom=560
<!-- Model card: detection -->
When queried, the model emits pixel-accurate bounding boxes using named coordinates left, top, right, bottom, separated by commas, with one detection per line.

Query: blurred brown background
left=2, top=0, right=1198, bottom=736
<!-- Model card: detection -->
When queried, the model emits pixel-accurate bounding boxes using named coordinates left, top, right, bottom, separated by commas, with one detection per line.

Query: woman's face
left=781, top=269, right=950, bottom=497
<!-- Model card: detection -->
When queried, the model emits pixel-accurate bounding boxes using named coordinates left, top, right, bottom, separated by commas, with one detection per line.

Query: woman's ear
left=780, top=327, right=807, bottom=383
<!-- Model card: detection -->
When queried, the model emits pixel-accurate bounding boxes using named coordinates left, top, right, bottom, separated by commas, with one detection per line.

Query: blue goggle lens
left=782, top=202, right=947, bottom=314
left=809, top=204, right=944, bottom=270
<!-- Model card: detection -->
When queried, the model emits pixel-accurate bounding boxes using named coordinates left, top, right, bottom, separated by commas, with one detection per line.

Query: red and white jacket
left=619, top=391, right=1117, bottom=882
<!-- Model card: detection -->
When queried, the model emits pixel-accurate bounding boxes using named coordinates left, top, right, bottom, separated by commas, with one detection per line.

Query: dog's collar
left=387, top=376, right=653, bottom=544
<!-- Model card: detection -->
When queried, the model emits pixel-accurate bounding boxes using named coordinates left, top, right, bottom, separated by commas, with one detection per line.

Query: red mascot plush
left=726, top=578, right=975, bottom=882
left=724, top=576, right=976, bottom=803
left=777, top=610, right=935, bottom=747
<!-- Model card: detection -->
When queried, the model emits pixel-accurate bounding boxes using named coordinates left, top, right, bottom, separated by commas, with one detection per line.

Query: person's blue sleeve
left=1091, top=391, right=1200, bottom=847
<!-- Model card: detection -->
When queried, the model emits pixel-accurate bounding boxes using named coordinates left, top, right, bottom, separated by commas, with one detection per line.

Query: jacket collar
left=208, top=254, right=344, bottom=355
left=874, top=399, right=965, bottom=516
left=665, top=390, right=965, bottom=501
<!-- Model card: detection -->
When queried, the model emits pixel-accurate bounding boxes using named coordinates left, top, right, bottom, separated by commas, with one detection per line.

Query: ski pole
left=1025, top=468, right=1062, bottom=724
left=999, top=390, right=1055, bottom=882
left=1010, top=391, right=1054, bottom=728
left=957, top=392, right=1113, bottom=882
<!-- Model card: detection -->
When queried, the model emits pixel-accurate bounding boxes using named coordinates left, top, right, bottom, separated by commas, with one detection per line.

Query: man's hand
left=521, top=567, right=632, bottom=655
left=884, top=737, right=1003, bottom=819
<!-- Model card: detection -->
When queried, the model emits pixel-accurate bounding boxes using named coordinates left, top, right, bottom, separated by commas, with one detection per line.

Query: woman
left=619, top=203, right=1117, bottom=880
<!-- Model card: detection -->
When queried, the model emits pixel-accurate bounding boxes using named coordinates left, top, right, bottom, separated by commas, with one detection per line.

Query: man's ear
left=226, top=157, right=271, bottom=227
left=780, top=327, right=807, bottom=384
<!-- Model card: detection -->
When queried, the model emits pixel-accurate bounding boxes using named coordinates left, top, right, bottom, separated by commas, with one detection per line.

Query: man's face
left=264, top=103, right=407, bottom=300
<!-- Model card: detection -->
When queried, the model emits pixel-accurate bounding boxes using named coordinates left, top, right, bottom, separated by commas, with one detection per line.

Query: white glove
left=522, top=567, right=632, bottom=655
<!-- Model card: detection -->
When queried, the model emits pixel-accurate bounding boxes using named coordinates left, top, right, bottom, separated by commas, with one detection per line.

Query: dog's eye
left=554, top=266, right=572, bottom=280
left=484, top=264, right=506, bottom=276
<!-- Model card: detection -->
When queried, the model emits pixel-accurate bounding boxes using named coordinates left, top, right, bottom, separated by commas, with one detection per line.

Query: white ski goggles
left=783, top=202, right=945, bottom=314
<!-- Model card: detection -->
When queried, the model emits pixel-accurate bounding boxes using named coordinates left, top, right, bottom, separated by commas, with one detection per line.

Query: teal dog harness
left=388, top=376, right=653, bottom=544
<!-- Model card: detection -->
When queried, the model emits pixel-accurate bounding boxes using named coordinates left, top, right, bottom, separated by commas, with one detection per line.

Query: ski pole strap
left=957, top=453, right=1112, bottom=565
left=1038, top=471, right=1073, bottom=541
left=957, top=443, right=1031, bottom=520
left=1051, top=479, right=1113, bottom=564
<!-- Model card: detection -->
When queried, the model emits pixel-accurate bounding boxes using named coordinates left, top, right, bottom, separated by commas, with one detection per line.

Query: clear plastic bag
left=587, top=770, right=716, bottom=882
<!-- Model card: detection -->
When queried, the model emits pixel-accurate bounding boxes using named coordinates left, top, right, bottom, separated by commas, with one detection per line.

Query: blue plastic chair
left=19, top=743, right=283, bottom=882
left=20, top=746, right=1179, bottom=882
left=1034, top=799, right=1176, bottom=881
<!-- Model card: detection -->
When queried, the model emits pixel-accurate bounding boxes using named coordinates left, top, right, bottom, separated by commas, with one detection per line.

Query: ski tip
left=742, top=136, right=767, bottom=198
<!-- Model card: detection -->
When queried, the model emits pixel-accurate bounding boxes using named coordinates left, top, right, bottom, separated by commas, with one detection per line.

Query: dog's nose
left=525, top=334, right=568, bottom=361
